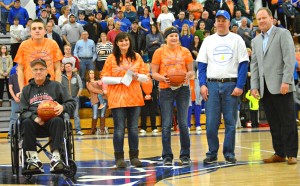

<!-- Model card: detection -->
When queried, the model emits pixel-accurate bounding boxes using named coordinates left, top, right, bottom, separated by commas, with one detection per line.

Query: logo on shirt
left=213, top=44, right=233, bottom=66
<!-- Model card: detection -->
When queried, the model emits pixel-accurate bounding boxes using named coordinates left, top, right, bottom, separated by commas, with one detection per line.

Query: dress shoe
left=263, top=154, right=286, bottom=163
left=287, top=157, right=297, bottom=165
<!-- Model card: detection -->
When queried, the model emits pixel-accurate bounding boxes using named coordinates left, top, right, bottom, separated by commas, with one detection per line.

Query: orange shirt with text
left=101, top=53, right=149, bottom=109
left=14, top=38, right=63, bottom=86
left=151, top=45, right=194, bottom=89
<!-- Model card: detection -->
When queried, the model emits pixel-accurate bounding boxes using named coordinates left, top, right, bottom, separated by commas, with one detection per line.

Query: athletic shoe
left=50, top=156, right=65, bottom=173
left=203, top=157, right=217, bottom=165
left=152, top=129, right=158, bottom=134
left=196, top=126, right=202, bottom=131
left=140, top=129, right=146, bottom=133
left=180, top=156, right=192, bottom=166
left=163, top=157, right=173, bottom=166
left=77, top=131, right=84, bottom=135
left=225, top=157, right=237, bottom=164
left=25, top=157, right=44, bottom=173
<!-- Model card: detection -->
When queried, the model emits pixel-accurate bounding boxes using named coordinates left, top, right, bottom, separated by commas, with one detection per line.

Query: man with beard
left=84, top=13, right=103, bottom=44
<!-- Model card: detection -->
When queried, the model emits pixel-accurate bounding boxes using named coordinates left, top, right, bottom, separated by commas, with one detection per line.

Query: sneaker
left=152, top=129, right=158, bottom=134
left=140, top=129, right=146, bottom=133
left=25, top=157, right=44, bottom=173
left=163, top=157, right=172, bottom=166
left=196, top=126, right=202, bottom=132
left=180, top=156, right=192, bottom=166
left=50, top=156, right=66, bottom=173
left=77, top=131, right=84, bottom=135
left=225, top=157, right=237, bottom=164
left=203, top=157, right=218, bottom=165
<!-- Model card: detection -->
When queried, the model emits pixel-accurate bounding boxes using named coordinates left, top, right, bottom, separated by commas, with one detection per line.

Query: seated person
left=20, top=59, right=76, bottom=173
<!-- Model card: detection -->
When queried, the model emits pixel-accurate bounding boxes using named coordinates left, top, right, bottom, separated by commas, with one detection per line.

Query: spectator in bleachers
left=10, top=17, right=23, bottom=60
left=45, top=21, right=63, bottom=53
left=179, top=23, right=193, bottom=49
left=0, top=0, right=14, bottom=35
left=84, top=13, right=103, bottom=44
left=45, top=4, right=52, bottom=15
left=187, top=13, right=195, bottom=28
left=8, top=0, right=29, bottom=27
left=48, top=17, right=62, bottom=38
left=8, top=65, right=19, bottom=138
left=107, top=21, right=121, bottom=43
left=221, top=0, right=237, bottom=19
left=190, top=19, right=198, bottom=35
left=53, top=0, right=68, bottom=14
left=231, top=23, right=238, bottom=34
left=157, top=5, right=175, bottom=33
left=96, top=32, right=113, bottom=72
left=137, top=0, right=151, bottom=17
left=237, top=17, right=253, bottom=48
left=33, top=0, right=52, bottom=6
left=146, top=24, right=164, bottom=61
left=276, top=0, right=286, bottom=28
left=73, top=31, right=97, bottom=86
left=194, top=21, right=205, bottom=41
left=68, top=0, right=78, bottom=17
left=124, top=2, right=137, bottom=23
left=139, top=7, right=153, bottom=35
left=129, top=20, right=146, bottom=55
left=62, top=13, right=84, bottom=53
left=199, top=11, right=214, bottom=32
left=230, top=10, right=253, bottom=29
left=62, top=45, right=79, bottom=72
left=173, top=11, right=189, bottom=32
left=0, top=45, right=13, bottom=107
left=77, top=12, right=87, bottom=26
left=204, top=0, right=220, bottom=20
left=58, top=5, right=70, bottom=28
left=189, top=35, right=201, bottom=60
left=273, top=17, right=284, bottom=27
left=173, top=0, right=189, bottom=12
left=282, top=0, right=298, bottom=30
left=107, top=17, right=115, bottom=31
left=20, top=18, right=33, bottom=41
left=14, top=19, right=63, bottom=92
left=95, top=12, right=108, bottom=32
left=36, top=0, right=46, bottom=18
left=187, top=0, right=203, bottom=21
left=51, top=6, right=61, bottom=20
left=121, top=0, right=136, bottom=12
left=237, top=0, right=254, bottom=21
left=94, top=0, right=108, bottom=20
left=115, top=10, right=132, bottom=32
left=38, top=9, right=49, bottom=25
left=167, top=0, right=179, bottom=19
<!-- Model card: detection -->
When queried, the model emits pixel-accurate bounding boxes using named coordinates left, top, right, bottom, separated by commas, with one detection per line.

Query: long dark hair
left=113, top=32, right=136, bottom=66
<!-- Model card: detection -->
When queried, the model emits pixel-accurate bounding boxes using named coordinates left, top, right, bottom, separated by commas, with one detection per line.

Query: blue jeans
left=0, top=12, right=8, bottom=34
left=111, top=107, right=141, bottom=152
left=160, top=86, right=190, bottom=159
left=9, top=100, right=20, bottom=135
left=65, top=97, right=81, bottom=132
left=205, top=82, right=238, bottom=159
left=92, top=99, right=108, bottom=119
left=79, top=59, right=95, bottom=87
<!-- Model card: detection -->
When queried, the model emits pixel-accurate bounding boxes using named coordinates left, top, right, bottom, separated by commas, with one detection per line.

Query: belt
left=207, top=78, right=237, bottom=83
left=79, top=57, right=93, bottom=59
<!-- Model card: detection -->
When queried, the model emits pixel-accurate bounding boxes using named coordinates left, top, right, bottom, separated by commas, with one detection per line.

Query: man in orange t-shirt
left=14, top=19, right=63, bottom=94
left=188, top=0, right=204, bottom=20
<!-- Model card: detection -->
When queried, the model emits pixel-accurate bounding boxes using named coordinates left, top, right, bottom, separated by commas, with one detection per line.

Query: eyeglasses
left=32, top=68, right=47, bottom=72
left=31, top=27, right=44, bottom=31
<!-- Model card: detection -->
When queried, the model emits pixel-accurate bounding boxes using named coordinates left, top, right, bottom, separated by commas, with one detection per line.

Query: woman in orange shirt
left=101, top=32, right=149, bottom=168
left=151, top=26, right=194, bottom=166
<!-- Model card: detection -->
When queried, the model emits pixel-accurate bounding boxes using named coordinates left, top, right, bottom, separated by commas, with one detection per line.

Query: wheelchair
left=10, top=115, right=77, bottom=179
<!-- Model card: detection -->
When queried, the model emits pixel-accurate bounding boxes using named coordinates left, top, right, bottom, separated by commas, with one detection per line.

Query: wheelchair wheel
left=10, top=123, right=19, bottom=175
left=64, top=159, right=77, bottom=178
left=67, top=121, right=75, bottom=160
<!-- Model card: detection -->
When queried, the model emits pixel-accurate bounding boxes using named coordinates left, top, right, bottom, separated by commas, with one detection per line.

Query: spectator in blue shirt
left=8, top=0, right=29, bottom=27
left=173, top=11, right=189, bottom=32
left=0, top=0, right=14, bottom=34
left=53, top=0, right=68, bottom=14
left=123, top=2, right=137, bottom=23
left=115, top=10, right=132, bottom=32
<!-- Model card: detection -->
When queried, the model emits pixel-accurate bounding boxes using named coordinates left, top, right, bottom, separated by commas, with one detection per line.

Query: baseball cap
left=69, top=14, right=75, bottom=17
left=216, top=10, right=230, bottom=20
left=30, top=59, right=47, bottom=68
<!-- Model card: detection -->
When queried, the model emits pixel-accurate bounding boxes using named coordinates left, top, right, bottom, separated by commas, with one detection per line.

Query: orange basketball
left=166, top=69, right=186, bottom=87
left=37, top=100, right=58, bottom=122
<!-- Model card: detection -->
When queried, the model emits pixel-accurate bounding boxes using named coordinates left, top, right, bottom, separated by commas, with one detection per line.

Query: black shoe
left=163, top=157, right=173, bottom=166
left=203, top=157, right=218, bottom=165
left=180, top=156, right=192, bottom=166
left=225, top=157, right=237, bottom=164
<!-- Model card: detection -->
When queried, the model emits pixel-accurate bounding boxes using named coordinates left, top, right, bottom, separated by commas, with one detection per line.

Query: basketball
left=37, top=100, right=58, bottom=122
left=166, top=69, right=186, bottom=87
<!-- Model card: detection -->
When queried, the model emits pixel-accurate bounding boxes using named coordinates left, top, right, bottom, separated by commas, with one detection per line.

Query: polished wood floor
left=0, top=127, right=299, bottom=185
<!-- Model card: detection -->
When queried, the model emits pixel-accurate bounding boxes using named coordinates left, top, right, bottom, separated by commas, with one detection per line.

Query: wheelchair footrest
left=50, top=167, right=69, bottom=174
left=22, top=169, right=44, bottom=175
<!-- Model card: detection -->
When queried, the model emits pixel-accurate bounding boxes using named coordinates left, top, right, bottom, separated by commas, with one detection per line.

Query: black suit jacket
left=44, top=31, right=63, bottom=53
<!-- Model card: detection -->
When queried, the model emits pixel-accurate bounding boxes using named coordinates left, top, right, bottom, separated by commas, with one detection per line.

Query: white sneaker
left=140, top=129, right=146, bottom=133
left=50, top=156, right=65, bottom=173
left=77, top=131, right=84, bottom=135
left=196, top=126, right=202, bottom=131
left=152, top=129, right=158, bottom=134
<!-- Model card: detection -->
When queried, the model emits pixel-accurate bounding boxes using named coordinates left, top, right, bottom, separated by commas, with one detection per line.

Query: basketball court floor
left=0, top=128, right=299, bottom=185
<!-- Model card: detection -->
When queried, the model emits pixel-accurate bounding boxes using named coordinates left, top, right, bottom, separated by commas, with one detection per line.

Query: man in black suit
left=45, top=21, right=63, bottom=53
left=84, top=13, right=103, bottom=44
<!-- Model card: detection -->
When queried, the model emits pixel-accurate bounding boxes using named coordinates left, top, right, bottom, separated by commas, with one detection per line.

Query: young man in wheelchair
left=19, top=59, right=76, bottom=174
